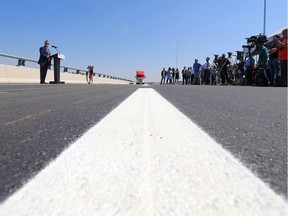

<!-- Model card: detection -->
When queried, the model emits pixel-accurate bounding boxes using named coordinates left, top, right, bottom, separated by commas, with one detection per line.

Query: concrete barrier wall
left=0, top=64, right=131, bottom=84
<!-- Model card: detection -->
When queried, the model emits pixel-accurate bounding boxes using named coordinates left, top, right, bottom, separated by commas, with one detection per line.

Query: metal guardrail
left=0, top=53, right=132, bottom=82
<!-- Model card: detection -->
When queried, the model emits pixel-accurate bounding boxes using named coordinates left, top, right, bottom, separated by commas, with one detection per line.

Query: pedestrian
left=182, top=66, right=187, bottom=85
left=237, top=58, right=245, bottom=86
left=86, top=70, right=89, bottom=83
left=87, top=65, right=94, bottom=84
left=186, top=67, right=192, bottom=84
left=268, top=34, right=281, bottom=86
left=244, top=52, right=255, bottom=85
left=190, top=67, right=195, bottom=84
left=277, top=28, right=288, bottom=87
left=202, top=57, right=211, bottom=85
left=160, top=68, right=166, bottom=85
left=38, top=40, right=51, bottom=84
left=175, top=68, right=180, bottom=84
left=193, top=59, right=202, bottom=85
left=166, top=67, right=173, bottom=84
left=172, top=68, right=176, bottom=84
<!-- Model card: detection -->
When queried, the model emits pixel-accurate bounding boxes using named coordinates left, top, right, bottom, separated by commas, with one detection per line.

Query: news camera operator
left=252, top=37, right=269, bottom=86
left=219, top=54, right=230, bottom=85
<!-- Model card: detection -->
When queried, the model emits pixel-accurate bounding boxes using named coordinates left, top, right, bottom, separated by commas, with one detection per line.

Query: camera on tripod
left=242, top=34, right=268, bottom=51
left=236, top=51, right=244, bottom=61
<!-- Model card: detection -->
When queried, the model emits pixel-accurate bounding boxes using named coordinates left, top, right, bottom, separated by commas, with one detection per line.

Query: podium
left=50, top=53, right=65, bottom=84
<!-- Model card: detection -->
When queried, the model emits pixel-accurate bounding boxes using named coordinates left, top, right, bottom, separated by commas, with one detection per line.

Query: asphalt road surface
left=153, top=85, right=287, bottom=199
left=0, top=84, right=287, bottom=215
left=0, top=84, right=139, bottom=202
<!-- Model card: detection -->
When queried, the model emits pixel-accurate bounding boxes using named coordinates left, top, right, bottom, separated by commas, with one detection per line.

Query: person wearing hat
left=38, top=40, right=51, bottom=84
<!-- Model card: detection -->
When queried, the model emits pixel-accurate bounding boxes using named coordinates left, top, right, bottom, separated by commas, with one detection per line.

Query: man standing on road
left=182, top=66, right=187, bottom=85
left=268, top=35, right=281, bottom=86
left=38, top=40, right=51, bottom=84
left=253, top=41, right=269, bottom=86
left=160, top=68, right=166, bottom=85
left=202, top=57, right=211, bottom=85
left=219, top=54, right=230, bottom=85
left=244, top=53, right=255, bottom=86
left=193, top=59, right=202, bottom=85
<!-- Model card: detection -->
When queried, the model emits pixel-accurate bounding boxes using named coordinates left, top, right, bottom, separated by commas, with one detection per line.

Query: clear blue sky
left=0, top=0, right=287, bottom=81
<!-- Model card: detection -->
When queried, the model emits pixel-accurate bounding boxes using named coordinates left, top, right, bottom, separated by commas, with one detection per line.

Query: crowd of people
left=160, top=28, right=287, bottom=87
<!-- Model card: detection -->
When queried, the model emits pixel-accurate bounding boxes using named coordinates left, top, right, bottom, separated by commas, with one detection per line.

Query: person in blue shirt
left=193, top=59, right=202, bottom=85
left=166, top=67, right=173, bottom=84
left=244, top=52, right=255, bottom=85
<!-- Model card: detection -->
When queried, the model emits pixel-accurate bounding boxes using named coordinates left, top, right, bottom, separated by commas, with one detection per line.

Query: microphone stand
left=52, top=46, right=60, bottom=54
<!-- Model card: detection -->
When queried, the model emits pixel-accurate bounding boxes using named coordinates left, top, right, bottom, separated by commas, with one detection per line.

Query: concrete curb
left=0, top=64, right=130, bottom=85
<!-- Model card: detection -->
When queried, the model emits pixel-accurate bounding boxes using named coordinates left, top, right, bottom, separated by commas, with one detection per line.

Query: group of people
left=160, top=28, right=287, bottom=87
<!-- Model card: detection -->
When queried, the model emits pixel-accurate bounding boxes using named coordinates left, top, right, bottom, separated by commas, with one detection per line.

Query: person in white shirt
left=202, top=57, right=211, bottom=85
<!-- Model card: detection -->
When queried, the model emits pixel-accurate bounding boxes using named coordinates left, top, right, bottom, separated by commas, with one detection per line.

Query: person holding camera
left=219, top=54, right=230, bottom=85
left=253, top=42, right=269, bottom=86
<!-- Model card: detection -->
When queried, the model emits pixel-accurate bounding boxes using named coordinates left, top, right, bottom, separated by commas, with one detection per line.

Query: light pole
left=263, top=0, right=266, bottom=35
left=176, top=39, right=183, bottom=69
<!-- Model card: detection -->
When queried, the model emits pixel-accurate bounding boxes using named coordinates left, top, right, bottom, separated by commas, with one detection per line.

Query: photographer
left=219, top=54, right=230, bottom=85
left=252, top=40, right=269, bottom=86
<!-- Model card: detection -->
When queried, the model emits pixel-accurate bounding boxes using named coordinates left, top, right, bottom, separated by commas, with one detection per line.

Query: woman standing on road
left=87, top=65, right=94, bottom=84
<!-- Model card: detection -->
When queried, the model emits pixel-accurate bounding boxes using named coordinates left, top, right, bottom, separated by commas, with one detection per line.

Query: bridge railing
left=0, top=53, right=132, bottom=82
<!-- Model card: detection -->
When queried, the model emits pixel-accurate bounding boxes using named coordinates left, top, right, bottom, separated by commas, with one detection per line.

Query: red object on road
left=135, top=71, right=145, bottom=84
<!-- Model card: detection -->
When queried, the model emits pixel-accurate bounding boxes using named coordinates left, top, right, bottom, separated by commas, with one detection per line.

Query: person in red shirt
left=277, top=28, right=288, bottom=87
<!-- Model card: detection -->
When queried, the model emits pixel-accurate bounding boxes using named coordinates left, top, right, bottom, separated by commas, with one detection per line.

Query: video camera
left=242, top=34, right=268, bottom=50
left=236, top=51, right=244, bottom=61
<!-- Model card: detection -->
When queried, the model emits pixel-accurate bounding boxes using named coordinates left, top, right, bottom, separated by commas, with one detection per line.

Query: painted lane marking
left=0, top=88, right=287, bottom=215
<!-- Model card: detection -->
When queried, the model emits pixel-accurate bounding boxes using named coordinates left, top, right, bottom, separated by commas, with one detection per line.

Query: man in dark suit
left=38, top=40, right=51, bottom=84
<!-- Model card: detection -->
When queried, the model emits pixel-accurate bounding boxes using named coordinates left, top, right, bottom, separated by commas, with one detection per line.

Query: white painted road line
left=0, top=88, right=287, bottom=215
